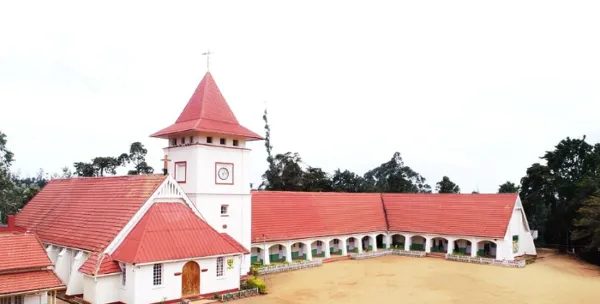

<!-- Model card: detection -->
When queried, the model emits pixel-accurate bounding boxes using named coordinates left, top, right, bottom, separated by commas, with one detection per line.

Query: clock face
left=218, top=167, right=230, bottom=180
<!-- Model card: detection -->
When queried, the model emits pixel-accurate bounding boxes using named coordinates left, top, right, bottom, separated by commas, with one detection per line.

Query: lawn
left=237, top=249, right=600, bottom=304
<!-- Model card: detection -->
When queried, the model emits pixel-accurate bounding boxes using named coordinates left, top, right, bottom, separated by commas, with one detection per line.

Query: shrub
left=246, top=276, right=267, bottom=294
left=213, top=293, right=220, bottom=299
left=250, top=265, right=260, bottom=276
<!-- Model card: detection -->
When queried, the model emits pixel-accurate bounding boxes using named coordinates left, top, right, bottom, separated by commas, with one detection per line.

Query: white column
left=447, top=238, right=454, bottom=254
left=341, top=239, right=348, bottom=255
left=371, top=236, right=378, bottom=252
left=263, top=248, right=270, bottom=265
left=425, top=237, right=432, bottom=253
left=385, top=234, right=392, bottom=249
left=404, top=235, right=412, bottom=251
left=471, top=239, right=478, bottom=257
left=285, top=244, right=292, bottom=263
left=325, top=240, right=331, bottom=258
left=305, top=242, right=313, bottom=261
left=357, top=238, right=363, bottom=253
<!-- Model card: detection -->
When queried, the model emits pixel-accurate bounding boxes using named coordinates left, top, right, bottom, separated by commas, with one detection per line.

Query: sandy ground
left=237, top=249, right=600, bottom=304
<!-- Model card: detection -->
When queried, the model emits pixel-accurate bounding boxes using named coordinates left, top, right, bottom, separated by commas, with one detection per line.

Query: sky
left=1, top=1, right=599, bottom=193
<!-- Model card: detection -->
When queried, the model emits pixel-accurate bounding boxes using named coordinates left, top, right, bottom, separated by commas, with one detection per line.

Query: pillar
left=263, top=247, right=270, bottom=265
left=447, top=238, right=454, bottom=254
left=405, top=235, right=412, bottom=251
left=341, top=239, right=348, bottom=255
left=372, top=236, right=378, bottom=252
left=384, top=234, right=391, bottom=249
left=471, top=239, right=478, bottom=257
left=425, top=237, right=432, bottom=253
left=306, top=243, right=313, bottom=261
left=357, top=238, right=363, bottom=253
left=286, top=244, right=292, bottom=263
left=325, top=240, right=331, bottom=258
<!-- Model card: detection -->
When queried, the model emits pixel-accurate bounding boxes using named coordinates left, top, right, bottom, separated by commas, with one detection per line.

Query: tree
left=498, top=181, right=520, bottom=193
left=259, top=108, right=279, bottom=190
left=572, top=194, right=600, bottom=251
left=364, top=152, right=431, bottom=193
left=73, top=162, right=96, bottom=177
left=0, top=131, right=15, bottom=223
left=332, top=169, right=369, bottom=193
left=125, top=142, right=154, bottom=175
left=436, top=176, right=460, bottom=193
left=302, top=167, right=332, bottom=192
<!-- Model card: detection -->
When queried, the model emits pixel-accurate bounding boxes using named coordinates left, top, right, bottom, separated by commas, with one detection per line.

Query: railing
left=257, top=259, right=323, bottom=274
left=350, top=249, right=426, bottom=260
left=220, top=288, right=259, bottom=301
left=445, top=254, right=526, bottom=268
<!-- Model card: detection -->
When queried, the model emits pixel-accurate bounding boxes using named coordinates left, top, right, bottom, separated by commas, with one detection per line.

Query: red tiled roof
left=112, top=203, right=247, bottom=264
left=220, top=233, right=249, bottom=254
left=0, top=233, right=52, bottom=272
left=383, top=193, right=518, bottom=238
left=79, top=252, right=121, bottom=276
left=251, top=191, right=387, bottom=242
left=0, top=270, right=65, bottom=295
left=150, top=72, right=263, bottom=140
left=16, top=175, right=167, bottom=252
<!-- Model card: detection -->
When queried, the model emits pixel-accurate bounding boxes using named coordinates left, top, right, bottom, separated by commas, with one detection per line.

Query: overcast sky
left=1, top=1, right=599, bottom=193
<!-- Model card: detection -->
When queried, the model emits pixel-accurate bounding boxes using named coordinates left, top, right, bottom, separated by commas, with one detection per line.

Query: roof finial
left=202, top=49, right=212, bottom=71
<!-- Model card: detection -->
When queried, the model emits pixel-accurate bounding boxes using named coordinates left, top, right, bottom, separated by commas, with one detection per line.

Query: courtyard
left=238, top=249, right=600, bottom=304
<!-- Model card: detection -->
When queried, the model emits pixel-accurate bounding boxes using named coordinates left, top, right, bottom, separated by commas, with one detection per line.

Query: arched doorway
left=181, top=261, right=200, bottom=298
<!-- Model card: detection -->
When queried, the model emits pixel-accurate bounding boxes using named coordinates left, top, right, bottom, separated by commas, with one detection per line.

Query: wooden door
left=181, top=261, right=200, bottom=297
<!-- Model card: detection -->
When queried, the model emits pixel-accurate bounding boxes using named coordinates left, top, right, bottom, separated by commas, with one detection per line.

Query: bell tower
left=150, top=71, right=262, bottom=273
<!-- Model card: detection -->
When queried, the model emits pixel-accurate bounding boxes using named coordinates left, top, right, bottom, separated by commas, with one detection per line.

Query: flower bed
left=445, top=254, right=526, bottom=268
left=257, top=259, right=323, bottom=274
left=219, top=288, right=259, bottom=302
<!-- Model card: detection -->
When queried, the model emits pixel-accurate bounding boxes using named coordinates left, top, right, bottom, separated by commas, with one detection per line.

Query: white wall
left=506, top=197, right=537, bottom=258
left=24, top=293, right=46, bottom=304
left=127, top=255, right=241, bottom=304
left=54, top=248, right=73, bottom=285
left=164, top=137, right=253, bottom=274
left=83, top=274, right=120, bottom=304
left=66, top=251, right=88, bottom=295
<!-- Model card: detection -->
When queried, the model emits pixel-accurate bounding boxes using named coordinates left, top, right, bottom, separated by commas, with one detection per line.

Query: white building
left=250, top=192, right=537, bottom=264
left=15, top=72, right=262, bottom=303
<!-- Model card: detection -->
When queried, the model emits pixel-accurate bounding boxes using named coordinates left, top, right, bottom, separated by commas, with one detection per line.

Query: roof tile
left=0, top=233, right=53, bottom=272
left=0, top=270, right=65, bottom=295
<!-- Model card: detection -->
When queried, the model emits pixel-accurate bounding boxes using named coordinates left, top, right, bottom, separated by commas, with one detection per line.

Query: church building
left=10, top=69, right=538, bottom=304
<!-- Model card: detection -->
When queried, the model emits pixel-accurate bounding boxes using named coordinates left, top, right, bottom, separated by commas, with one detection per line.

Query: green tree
left=364, top=152, right=431, bottom=193
left=125, top=142, right=154, bottom=175
left=0, top=131, right=15, bottom=223
left=331, top=169, right=370, bottom=193
left=436, top=176, right=460, bottom=193
left=572, top=194, right=600, bottom=251
left=302, top=167, right=332, bottom=192
left=498, top=181, right=520, bottom=193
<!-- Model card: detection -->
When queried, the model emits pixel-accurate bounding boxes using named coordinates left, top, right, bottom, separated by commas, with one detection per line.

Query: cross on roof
left=202, top=50, right=212, bottom=71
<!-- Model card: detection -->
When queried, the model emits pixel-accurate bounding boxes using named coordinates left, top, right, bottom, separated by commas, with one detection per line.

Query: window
left=175, top=162, right=187, bottom=183
left=220, top=205, right=228, bottom=216
left=189, top=136, right=194, bottom=143
left=207, top=136, right=213, bottom=144
left=1, top=296, right=24, bottom=304
left=216, top=257, right=224, bottom=277
left=220, top=138, right=226, bottom=145
left=170, top=138, right=177, bottom=146
left=153, top=264, right=163, bottom=286
left=334, top=239, right=339, bottom=244
left=121, top=263, right=126, bottom=286
left=180, top=137, right=185, bottom=145
left=233, top=139, right=239, bottom=147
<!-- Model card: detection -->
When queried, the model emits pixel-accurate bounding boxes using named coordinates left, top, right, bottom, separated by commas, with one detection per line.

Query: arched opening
left=453, top=239, right=472, bottom=255
left=310, top=240, right=327, bottom=258
left=329, top=238, right=343, bottom=256
left=250, top=246, right=263, bottom=265
left=291, top=242, right=308, bottom=261
left=346, top=237, right=358, bottom=253
left=391, top=234, right=406, bottom=249
left=430, top=237, right=448, bottom=253
left=410, top=235, right=426, bottom=251
left=267, top=244, right=287, bottom=263
left=477, top=240, right=497, bottom=258
left=181, top=261, right=200, bottom=298
left=361, top=236, right=373, bottom=251
left=376, top=234, right=386, bottom=249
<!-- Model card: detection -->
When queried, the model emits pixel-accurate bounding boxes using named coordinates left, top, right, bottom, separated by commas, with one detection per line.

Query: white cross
left=202, top=50, right=212, bottom=71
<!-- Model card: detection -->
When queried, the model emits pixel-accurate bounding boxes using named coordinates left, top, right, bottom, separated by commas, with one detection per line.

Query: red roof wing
left=0, top=233, right=53, bottom=272
left=112, top=203, right=247, bottom=264
left=0, top=270, right=65, bottom=295
left=150, top=72, right=263, bottom=140
left=79, top=253, right=122, bottom=276
left=251, top=191, right=388, bottom=242
left=383, top=193, right=518, bottom=238
left=15, top=175, right=167, bottom=252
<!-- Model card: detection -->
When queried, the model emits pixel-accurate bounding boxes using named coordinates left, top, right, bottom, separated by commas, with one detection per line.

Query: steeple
left=150, top=72, right=263, bottom=140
